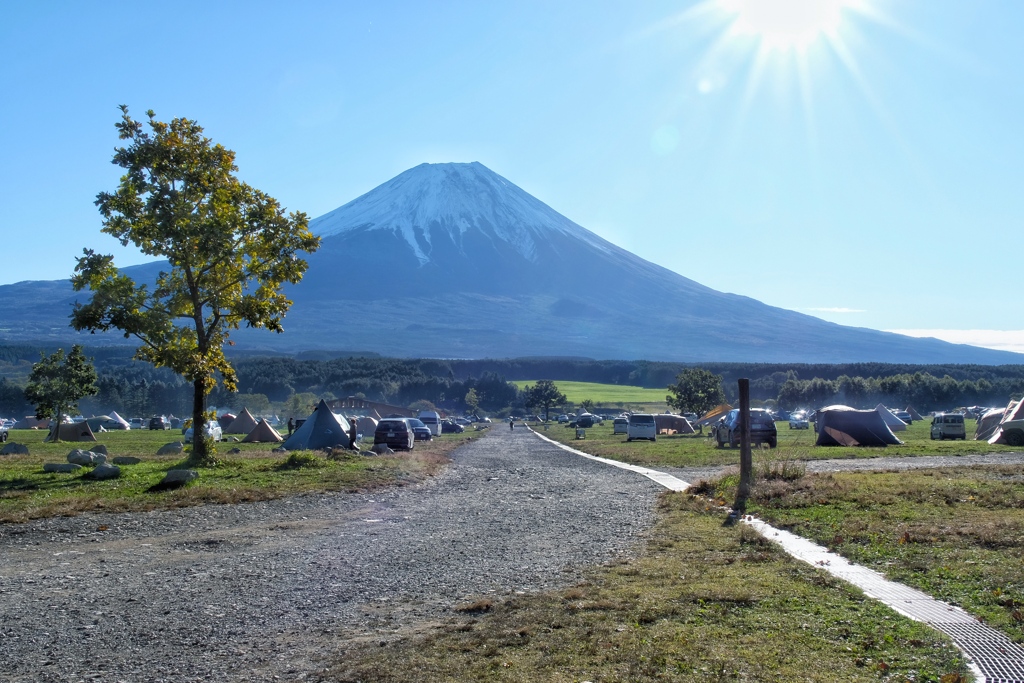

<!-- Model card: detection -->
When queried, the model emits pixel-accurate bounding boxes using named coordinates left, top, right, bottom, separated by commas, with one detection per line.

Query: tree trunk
left=190, top=379, right=208, bottom=463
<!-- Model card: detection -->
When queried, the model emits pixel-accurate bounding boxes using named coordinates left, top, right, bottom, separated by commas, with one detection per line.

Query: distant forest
left=1, top=344, right=1022, bottom=417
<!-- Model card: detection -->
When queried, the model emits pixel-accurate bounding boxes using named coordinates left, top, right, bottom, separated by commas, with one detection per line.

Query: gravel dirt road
left=0, top=425, right=661, bottom=682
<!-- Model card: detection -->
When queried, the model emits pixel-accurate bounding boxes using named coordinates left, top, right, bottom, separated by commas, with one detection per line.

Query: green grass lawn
left=693, top=465, right=1024, bottom=645
left=534, top=416, right=1021, bottom=469
left=0, top=427, right=483, bottom=523
left=511, top=380, right=668, bottom=409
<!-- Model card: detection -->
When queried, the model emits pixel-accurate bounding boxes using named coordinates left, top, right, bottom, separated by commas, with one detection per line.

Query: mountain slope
left=0, top=162, right=1020, bottom=364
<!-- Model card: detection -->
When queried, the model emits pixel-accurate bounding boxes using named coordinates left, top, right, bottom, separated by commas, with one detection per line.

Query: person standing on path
left=287, top=417, right=294, bottom=435
left=510, top=419, right=514, bottom=431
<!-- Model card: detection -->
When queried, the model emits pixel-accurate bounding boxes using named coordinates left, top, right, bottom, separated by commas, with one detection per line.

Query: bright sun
left=717, top=0, right=851, bottom=51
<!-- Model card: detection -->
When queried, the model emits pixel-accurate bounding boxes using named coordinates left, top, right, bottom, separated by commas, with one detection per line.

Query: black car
left=148, top=416, right=170, bottom=430
left=407, top=418, right=433, bottom=441
left=714, top=409, right=778, bottom=448
left=441, top=419, right=465, bottom=434
left=374, top=418, right=414, bottom=450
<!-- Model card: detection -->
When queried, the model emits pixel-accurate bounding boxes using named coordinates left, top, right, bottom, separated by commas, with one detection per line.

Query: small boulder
left=87, top=463, right=121, bottom=480
left=0, top=442, right=29, bottom=456
left=91, top=444, right=108, bottom=455
left=44, top=463, right=83, bottom=473
left=370, top=443, right=394, bottom=455
left=67, top=450, right=102, bottom=466
left=112, top=456, right=141, bottom=465
left=157, top=442, right=184, bottom=455
left=228, top=447, right=241, bottom=454
left=272, top=446, right=288, bottom=453
left=149, top=469, right=199, bottom=491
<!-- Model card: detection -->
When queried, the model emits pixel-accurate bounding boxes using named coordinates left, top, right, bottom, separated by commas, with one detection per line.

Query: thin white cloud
left=886, top=329, right=1024, bottom=354
left=806, top=307, right=866, bottom=314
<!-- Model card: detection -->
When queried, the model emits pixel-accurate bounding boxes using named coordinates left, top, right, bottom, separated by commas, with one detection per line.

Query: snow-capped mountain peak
left=310, top=162, right=604, bottom=265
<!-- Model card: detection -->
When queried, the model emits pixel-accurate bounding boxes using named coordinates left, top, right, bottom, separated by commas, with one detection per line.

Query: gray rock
left=67, top=450, right=104, bottom=466
left=43, top=463, right=83, bottom=473
left=228, top=447, right=241, bottom=454
left=370, top=443, right=394, bottom=455
left=159, top=469, right=198, bottom=487
left=87, top=463, right=121, bottom=480
left=112, top=456, right=142, bottom=465
left=0, top=442, right=29, bottom=455
left=91, top=444, right=108, bottom=455
left=157, top=442, right=184, bottom=455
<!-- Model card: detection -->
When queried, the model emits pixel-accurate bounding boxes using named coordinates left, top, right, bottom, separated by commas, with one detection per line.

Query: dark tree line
left=1, top=344, right=1023, bottom=417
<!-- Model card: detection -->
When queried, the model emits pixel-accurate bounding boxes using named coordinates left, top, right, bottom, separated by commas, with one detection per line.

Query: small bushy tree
left=666, top=368, right=725, bottom=416
left=71, top=106, right=320, bottom=465
left=523, top=380, right=567, bottom=421
left=24, top=346, right=98, bottom=443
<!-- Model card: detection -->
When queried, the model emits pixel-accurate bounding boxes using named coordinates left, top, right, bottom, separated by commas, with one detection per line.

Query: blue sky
left=2, top=0, right=1022, bottom=352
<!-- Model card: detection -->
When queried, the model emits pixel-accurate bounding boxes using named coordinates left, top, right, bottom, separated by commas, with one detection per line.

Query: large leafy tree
left=24, top=345, right=98, bottom=443
left=523, top=380, right=567, bottom=420
left=666, top=368, right=725, bottom=416
left=72, top=106, right=320, bottom=464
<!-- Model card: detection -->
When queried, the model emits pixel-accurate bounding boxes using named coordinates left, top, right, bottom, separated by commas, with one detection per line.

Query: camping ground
left=0, top=427, right=482, bottom=523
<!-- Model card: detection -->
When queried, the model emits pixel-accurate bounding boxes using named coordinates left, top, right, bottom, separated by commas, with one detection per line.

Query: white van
left=612, top=417, right=628, bottom=435
left=930, top=413, right=965, bottom=440
left=626, top=414, right=657, bottom=442
left=418, top=411, right=442, bottom=436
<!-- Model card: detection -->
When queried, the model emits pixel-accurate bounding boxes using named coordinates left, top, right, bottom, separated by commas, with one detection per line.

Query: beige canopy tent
left=241, top=419, right=284, bottom=443
left=654, top=414, right=695, bottom=434
left=695, top=404, right=733, bottom=427
left=905, top=405, right=924, bottom=421
left=45, top=421, right=98, bottom=443
left=224, top=408, right=259, bottom=435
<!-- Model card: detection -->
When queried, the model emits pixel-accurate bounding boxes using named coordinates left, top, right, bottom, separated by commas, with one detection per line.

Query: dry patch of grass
left=323, top=493, right=968, bottom=682
left=742, top=464, right=1024, bottom=642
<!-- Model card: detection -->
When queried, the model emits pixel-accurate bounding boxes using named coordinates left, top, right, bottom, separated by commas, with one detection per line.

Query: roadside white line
left=527, top=427, right=1019, bottom=683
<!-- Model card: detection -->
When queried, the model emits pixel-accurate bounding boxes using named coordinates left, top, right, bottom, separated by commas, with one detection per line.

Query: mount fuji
left=0, top=161, right=1020, bottom=363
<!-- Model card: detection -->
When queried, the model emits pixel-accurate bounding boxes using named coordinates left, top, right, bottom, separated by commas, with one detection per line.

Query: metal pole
left=734, top=378, right=752, bottom=512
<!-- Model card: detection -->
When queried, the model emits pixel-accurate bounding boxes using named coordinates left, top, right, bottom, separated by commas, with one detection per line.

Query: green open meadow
left=0, top=426, right=484, bottom=523
left=510, top=380, right=668, bottom=409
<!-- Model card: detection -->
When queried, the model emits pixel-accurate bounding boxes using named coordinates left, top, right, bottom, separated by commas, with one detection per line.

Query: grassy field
left=694, top=465, right=1024, bottom=645
left=534, top=416, right=1022, bottom=469
left=511, top=380, right=668, bottom=409
left=0, top=427, right=484, bottom=523
left=325, top=491, right=969, bottom=682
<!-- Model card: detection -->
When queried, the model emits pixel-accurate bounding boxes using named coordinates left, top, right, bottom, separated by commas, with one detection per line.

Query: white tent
left=875, top=404, right=907, bottom=432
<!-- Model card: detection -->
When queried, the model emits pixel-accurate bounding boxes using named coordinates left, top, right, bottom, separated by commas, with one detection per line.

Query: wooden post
left=734, top=378, right=752, bottom=512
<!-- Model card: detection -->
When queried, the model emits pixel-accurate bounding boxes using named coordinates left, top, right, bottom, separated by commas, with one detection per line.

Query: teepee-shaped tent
left=45, top=421, right=98, bottom=443
left=282, top=400, right=352, bottom=451
left=242, top=419, right=284, bottom=443
left=875, top=404, right=907, bottom=432
left=904, top=405, right=924, bottom=421
left=224, top=408, right=259, bottom=434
